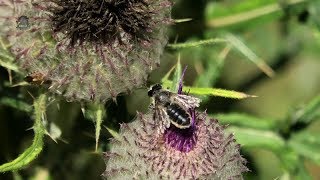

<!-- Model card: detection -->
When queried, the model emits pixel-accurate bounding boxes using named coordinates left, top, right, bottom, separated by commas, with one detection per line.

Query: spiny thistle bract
left=0, top=0, right=172, bottom=102
left=103, top=90, right=248, bottom=179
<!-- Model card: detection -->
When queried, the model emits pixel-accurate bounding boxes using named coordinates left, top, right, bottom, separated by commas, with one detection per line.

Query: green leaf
left=293, top=164, right=313, bottom=180
left=288, top=131, right=320, bottom=165
left=291, top=95, right=320, bottom=125
left=0, top=94, right=46, bottom=172
left=0, top=38, right=19, bottom=72
left=173, top=18, right=192, bottom=23
left=277, top=147, right=312, bottom=179
left=104, top=126, right=121, bottom=141
left=82, top=103, right=106, bottom=151
left=226, top=126, right=285, bottom=151
left=171, top=55, right=181, bottom=92
left=167, top=38, right=227, bottom=49
left=0, top=49, right=19, bottom=72
left=163, top=80, right=256, bottom=99
left=94, top=104, right=104, bottom=152
left=213, top=113, right=277, bottom=130
left=225, top=33, right=275, bottom=77
left=205, top=0, right=308, bottom=29
left=161, top=64, right=176, bottom=83
left=278, top=148, right=301, bottom=173
left=278, top=169, right=312, bottom=180
left=309, top=0, right=320, bottom=30
left=0, top=97, right=32, bottom=113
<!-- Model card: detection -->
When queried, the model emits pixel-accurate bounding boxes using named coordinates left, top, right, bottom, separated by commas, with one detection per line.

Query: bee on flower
left=103, top=69, right=248, bottom=179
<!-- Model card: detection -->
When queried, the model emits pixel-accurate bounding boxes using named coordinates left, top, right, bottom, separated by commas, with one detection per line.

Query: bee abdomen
left=166, top=104, right=190, bottom=127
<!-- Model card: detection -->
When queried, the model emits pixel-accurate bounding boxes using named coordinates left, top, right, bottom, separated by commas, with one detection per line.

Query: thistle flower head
left=103, top=83, right=248, bottom=179
left=0, top=0, right=172, bottom=102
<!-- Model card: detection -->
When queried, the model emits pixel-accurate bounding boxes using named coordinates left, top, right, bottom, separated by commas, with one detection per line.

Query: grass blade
left=167, top=38, right=227, bottom=49
left=226, top=33, right=275, bottom=77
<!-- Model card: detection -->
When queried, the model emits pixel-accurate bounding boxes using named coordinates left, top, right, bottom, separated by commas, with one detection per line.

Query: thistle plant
left=103, top=70, right=248, bottom=179
left=0, top=0, right=172, bottom=102
left=0, top=0, right=319, bottom=179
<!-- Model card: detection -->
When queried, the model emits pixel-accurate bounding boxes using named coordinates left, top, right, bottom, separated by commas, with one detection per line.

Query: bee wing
left=153, top=106, right=170, bottom=134
left=173, top=94, right=201, bottom=109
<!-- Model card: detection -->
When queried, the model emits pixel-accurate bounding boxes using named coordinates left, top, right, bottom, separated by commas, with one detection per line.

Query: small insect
left=148, top=84, right=200, bottom=131
left=24, top=72, right=51, bottom=85
left=16, top=15, right=30, bottom=30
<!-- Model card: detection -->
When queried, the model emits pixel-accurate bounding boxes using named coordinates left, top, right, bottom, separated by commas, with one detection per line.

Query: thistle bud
left=103, top=107, right=248, bottom=179
left=0, top=0, right=172, bottom=102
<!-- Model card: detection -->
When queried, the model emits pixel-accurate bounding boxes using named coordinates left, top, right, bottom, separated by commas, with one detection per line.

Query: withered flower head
left=103, top=84, right=248, bottom=179
left=0, top=0, right=172, bottom=102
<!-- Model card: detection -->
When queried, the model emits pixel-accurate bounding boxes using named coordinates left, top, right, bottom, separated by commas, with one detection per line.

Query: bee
left=148, top=84, right=200, bottom=131
left=24, top=72, right=51, bottom=85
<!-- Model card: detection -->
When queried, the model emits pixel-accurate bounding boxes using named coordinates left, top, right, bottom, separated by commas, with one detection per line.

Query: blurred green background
left=1, top=0, right=320, bottom=179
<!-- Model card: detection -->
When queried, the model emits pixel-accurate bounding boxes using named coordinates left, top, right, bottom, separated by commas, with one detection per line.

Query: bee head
left=148, top=84, right=162, bottom=97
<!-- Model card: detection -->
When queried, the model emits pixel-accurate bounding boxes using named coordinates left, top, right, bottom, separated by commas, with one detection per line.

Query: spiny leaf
left=213, top=113, right=277, bottom=130
left=167, top=38, right=227, bottom=49
left=94, top=104, right=104, bottom=152
left=104, top=126, right=121, bottom=141
left=163, top=80, right=256, bottom=99
left=82, top=103, right=106, bottom=152
left=226, top=33, right=275, bottom=77
left=0, top=94, right=46, bottom=172
left=188, top=87, right=257, bottom=99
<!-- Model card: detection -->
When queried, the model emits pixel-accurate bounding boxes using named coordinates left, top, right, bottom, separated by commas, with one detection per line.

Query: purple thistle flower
left=104, top=111, right=248, bottom=179
left=0, top=0, right=172, bottom=102
left=103, top=73, right=248, bottom=179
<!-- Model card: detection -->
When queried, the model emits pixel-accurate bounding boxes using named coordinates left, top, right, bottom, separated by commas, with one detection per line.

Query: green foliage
left=167, top=38, right=227, bottom=49
left=289, top=131, right=320, bottom=165
left=0, top=97, right=32, bottom=113
left=205, top=0, right=308, bottom=29
left=225, top=33, right=275, bottom=77
left=226, top=126, right=285, bottom=151
left=0, top=94, right=46, bottom=172
left=0, top=0, right=319, bottom=179
left=82, top=103, right=106, bottom=151
left=0, top=38, right=19, bottom=72
left=214, top=113, right=277, bottom=130
left=162, top=63, right=256, bottom=99
left=290, top=95, right=320, bottom=125
left=220, top=95, right=320, bottom=178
